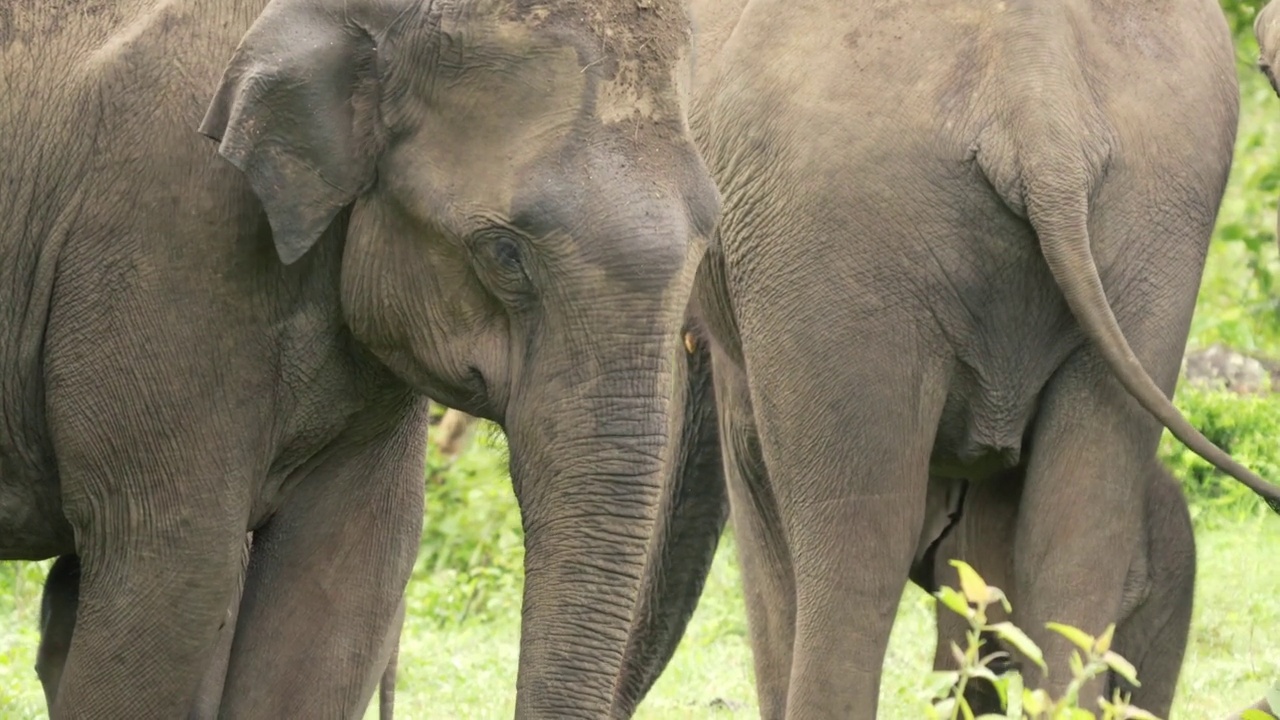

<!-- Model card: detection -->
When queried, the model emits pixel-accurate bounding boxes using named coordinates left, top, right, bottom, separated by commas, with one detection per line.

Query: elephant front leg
left=51, top=472, right=248, bottom=719
left=715, top=358, right=795, bottom=720
left=217, top=405, right=427, bottom=720
left=926, top=473, right=1023, bottom=716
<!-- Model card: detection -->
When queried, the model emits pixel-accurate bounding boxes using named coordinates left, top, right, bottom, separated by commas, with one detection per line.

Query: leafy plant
left=1159, top=383, right=1280, bottom=520
left=413, top=418, right=525, bottom=627
left=928, top=560, right=1158, bottom=720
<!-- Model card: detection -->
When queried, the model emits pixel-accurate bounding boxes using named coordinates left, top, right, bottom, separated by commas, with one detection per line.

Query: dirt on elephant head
left=508, top=0, right=692, bottom=129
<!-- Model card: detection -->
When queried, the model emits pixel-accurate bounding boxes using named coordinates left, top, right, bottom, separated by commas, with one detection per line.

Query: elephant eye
left=471, top=228, right=534, bottom=298
left=489, top=235, right=523, bottom=271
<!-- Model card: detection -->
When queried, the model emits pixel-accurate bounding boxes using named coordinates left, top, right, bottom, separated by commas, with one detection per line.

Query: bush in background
left=411, top=419, right=524, bottom=628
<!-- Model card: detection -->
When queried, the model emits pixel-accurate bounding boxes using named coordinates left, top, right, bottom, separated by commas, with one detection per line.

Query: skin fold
left=614, top=0, right=1280, bottom=717
left=0, top=0, right=716, bottom=717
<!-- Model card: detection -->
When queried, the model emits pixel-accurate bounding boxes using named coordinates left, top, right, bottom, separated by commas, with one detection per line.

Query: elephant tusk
left=683, top=330, right=697, bottom=355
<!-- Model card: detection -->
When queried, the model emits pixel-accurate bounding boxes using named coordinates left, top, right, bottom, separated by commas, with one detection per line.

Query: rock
left=707, top=697, right=745, bottom=712
left=1182, top=344, right=1273, bottom=394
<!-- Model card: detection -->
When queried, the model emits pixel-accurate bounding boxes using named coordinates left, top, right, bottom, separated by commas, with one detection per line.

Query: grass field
left=4, top=8, right=1280, bottom=720
left=0, top=515, right=1276, bottom=719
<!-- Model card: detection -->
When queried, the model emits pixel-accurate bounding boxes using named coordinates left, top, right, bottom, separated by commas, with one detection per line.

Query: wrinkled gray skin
left=615, top=0, right=1280, bottom=716
left=914, top=462, right=1195, bottom=717
left=0, top=0, right=716, bottom=717
left=34, top=541, right=403, bottom=719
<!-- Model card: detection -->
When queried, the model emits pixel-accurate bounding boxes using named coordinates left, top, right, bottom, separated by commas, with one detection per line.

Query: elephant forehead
left=506, top=0, right=695, bottom=125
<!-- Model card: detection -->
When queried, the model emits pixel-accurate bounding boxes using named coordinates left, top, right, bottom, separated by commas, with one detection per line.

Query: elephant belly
left=928, top=304, right=1083, bottom=482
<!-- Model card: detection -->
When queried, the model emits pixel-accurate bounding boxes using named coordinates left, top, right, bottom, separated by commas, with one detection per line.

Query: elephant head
left=199, top=0, right=719, bottom=714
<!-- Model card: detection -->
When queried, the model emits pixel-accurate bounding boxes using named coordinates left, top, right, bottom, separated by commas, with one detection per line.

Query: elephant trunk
left=612, top=310, right=728, bottom=716
left=507, top=342, right=677, bottom=719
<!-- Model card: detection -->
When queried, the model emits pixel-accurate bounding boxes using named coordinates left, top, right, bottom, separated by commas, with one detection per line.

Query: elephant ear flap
left=199, top=1, right=381, bottom=265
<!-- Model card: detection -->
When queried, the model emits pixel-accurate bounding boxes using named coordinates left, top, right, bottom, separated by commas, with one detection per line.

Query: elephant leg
left=379, top=596, right=405, bottom=720
left=48, top=458, right=247, bottom=717
left=36, top=535, right=252, bottom=720
left=743, top=322, right=940, bottom=719
left=926, top=472, right=1023, bottom=716
left=1015, top=354, right=1173, bottom=703
left=1109, top=463, right=1195, bottom=716
left=717, top=353, right=794, bottom=720
left=190, top=534, right=253, bottom=719
left=36, top=555, right=80, bottom=710
left=217, top=407, right=427, bottom=719
left=614, top=313, right=729, bottom=717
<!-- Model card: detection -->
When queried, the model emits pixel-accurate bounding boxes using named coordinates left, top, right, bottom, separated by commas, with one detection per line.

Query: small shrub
left=927, top=560, right=1157, bottom=720
left=414, top=420, right=525, bottom=628
left=1159, top=383, right=1280, bottom=519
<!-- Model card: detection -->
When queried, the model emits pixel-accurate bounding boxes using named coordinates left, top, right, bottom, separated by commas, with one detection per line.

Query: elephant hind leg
left=1109, top=463, right=1195, bottom=717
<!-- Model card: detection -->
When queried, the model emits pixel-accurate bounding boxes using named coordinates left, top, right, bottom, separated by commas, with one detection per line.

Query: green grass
left=1, top=516, right=1276, bottom=719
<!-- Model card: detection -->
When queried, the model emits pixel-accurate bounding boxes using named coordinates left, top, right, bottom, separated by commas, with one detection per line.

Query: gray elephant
left=915, top=461, right=1195, bottom=717
left=1, top=0, right=716, bottom=716
left=616, top=0, right=1280, bottom=716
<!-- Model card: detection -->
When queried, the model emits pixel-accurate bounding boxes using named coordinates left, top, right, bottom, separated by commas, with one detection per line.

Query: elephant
left=913, top=461, right=1196, bottom=717
left=0, top=0, right=717, bottom=716
left=614, top=0, right=1280, bottom=717
left=34, top=541, right=403, bottom=719
left=1257, top=2, right=1280, bottom=99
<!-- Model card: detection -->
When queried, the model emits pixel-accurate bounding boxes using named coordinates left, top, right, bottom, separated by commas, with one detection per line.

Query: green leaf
left=1119, top=704, right=1162, bottom=720
left=937, top=586, right=976, bottom=620
left=1022, top=688, right=1050, bottom=717
left=1241, top=711, right=1277, bottom=720
left=1102, top=650, right=1141, bottom=689
left=1004, top=672, right=1024, bottom=718
left=952, top=560, right=991, bottom=605
left=1046, top=622, right=1096, bottom=653
left=968, top=664, right=1000, bottom=684
left=989, top=621, right=1047, bottom=673
left=1093, top=623, right=1115, bottom=655
left=926, top=671, right=962, bottom=701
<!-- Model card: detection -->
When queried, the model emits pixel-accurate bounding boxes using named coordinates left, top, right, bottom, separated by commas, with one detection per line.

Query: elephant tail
left=1027, top=161, right=1280, bottom=514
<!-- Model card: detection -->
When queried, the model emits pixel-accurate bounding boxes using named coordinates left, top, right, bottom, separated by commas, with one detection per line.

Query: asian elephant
left=915, top=460, right=1196, bottom=717
left=0, top=0, right=717, bottom=717
left=615, top=0, right=1280, bottom=717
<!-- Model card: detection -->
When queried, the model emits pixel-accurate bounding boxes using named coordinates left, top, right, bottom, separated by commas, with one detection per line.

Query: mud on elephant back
left=0, top=0, right=717, bottom=717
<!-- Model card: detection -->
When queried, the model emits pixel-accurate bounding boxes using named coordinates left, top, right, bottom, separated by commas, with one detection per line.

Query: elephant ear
left=199, top=0, right=383, bottom=265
